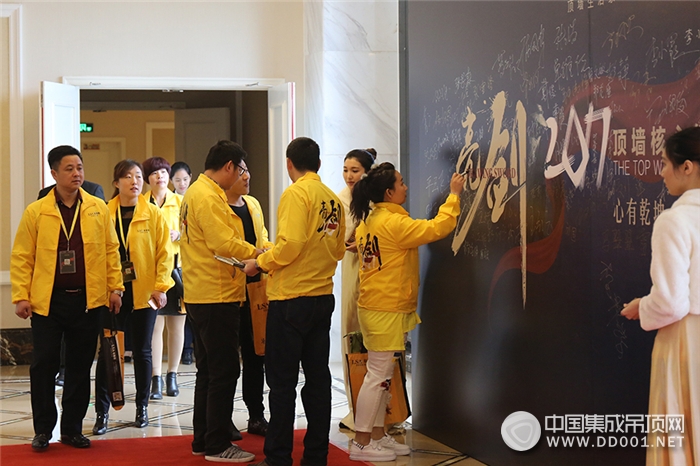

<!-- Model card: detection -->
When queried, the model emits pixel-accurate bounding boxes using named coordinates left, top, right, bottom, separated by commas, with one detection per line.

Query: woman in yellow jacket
left=142, top=157, right=185, bottom=400
left=93, top=159, right=174, bottom=434
left=348, top=162, right=465, bottom=462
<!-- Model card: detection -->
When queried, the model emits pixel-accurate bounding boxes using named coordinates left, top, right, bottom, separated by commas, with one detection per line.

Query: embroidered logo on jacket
left=316, top=200, right=340, bottom=237
left=180, top=202, right=189, bottom=243
left=358, top=233, right=382, bottom=271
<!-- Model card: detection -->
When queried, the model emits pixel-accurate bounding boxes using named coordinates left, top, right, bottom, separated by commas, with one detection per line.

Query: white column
left=304, top=0, right=400, bottom=362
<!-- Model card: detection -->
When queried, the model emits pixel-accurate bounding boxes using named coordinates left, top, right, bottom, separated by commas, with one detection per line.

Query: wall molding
left=1, top=4, right=24, bottom=246
left=62, top=76, right=284, bottom=91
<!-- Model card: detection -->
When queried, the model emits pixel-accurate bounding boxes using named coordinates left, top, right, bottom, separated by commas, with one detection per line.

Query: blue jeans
left=263, top=295, right=334, bottom=466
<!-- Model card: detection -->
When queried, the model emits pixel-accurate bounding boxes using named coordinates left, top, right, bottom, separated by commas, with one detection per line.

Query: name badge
left=121, top=260, right=137, bottom=282
left=59, top=250, right=76, bottom=274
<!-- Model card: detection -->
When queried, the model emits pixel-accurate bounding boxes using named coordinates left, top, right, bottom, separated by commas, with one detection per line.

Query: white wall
left=3, top=1, right=305, bottom=329
left=20, top=0, right=305, bottom=203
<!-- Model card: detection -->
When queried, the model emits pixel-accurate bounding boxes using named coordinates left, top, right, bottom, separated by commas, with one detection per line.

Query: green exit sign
left=80, top=123, right=94, bottom=133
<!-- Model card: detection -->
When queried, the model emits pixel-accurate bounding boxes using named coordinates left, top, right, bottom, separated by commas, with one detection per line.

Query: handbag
left=100, top=313, right=125, bottom=410
left=171, top=254, right=183, bottom=298
left=346, top=351, right=411, bottom=426
left=246, top=278, right=269, bottom=356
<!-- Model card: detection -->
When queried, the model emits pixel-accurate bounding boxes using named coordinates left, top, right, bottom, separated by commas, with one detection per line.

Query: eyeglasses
left=236, top=165, right=249, bottom=176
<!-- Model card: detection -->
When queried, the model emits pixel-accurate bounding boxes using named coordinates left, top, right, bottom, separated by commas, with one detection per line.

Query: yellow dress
left=646, top=314, right=700, bottom=466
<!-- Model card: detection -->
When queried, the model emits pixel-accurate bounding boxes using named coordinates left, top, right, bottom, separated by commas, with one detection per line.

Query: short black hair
left=286, top=137, right=320, bottom=173
left=48, top=145, right=82, bottom=171
left=204, top=140, right=247, bottom=171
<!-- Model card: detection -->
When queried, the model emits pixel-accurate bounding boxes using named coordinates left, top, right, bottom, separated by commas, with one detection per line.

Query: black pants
left=187, top=302, right=241, bottom=456
left=95, top=285, right=157, bottom=413
left=30, top=289, right=101, bottom=435
left=240, top=302, right=265, bottom=419
left=263, top=295, right=334, bottom=466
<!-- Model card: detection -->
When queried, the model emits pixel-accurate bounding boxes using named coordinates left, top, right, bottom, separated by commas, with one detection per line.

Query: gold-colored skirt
left=647, top=314, right=700, bottom=466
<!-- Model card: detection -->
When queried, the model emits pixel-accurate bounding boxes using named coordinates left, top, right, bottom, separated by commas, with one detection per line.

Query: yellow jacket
left=148, top=190, right=182, bottom=266
left=180, top=174, right=257, bottom=304
left=107, top=195, right=174, bottom=310
left=356, top=194, right=460, bottom=313
left=241, top=195, right=274, bottom=250
left=257, top=172, right=345, bottom=300
left=11, top=188, right=123, bottom=316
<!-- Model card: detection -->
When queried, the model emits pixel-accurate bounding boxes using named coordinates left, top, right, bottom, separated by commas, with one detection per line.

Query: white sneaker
left=377, top=434, right=411, bottom=456
left=205, top=444, right=256, bottom=463
left=349, top=439, right=397, bottom=462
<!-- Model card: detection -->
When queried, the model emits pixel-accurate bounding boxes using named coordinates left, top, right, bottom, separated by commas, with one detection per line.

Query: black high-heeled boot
left=150, top=375, right=163, bottom=400
left=135, top=405, right=148, bottom=428
left=165, top=372, right=179, bottom=396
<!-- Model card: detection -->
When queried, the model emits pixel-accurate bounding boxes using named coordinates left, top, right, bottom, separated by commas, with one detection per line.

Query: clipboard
left=214, top=255, right=245, bottom=269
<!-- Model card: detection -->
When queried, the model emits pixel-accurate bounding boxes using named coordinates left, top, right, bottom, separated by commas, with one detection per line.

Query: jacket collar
left=198, top=173, right=228, bottom=203
left=297, top=172, right=321, bottom=183
left=108, top=194, right=151, bottom=222
left=148, top=189, right=176, bottom=208
left=40, top=187, right=94, bottom=216
left=373, top=201, right=409, bottom=216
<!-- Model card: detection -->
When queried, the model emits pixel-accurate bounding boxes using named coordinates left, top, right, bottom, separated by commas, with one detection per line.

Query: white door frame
left=63, top=76, right=291, bottom=227
left=62, top=76, right=284, bottom=91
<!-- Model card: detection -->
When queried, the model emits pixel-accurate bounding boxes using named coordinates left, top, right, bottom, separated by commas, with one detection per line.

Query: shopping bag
left=100, top=314, right=125, bottom=410
left=346, top=352, right=411, bottom=426
left=247, top=278, right=269, bottom=356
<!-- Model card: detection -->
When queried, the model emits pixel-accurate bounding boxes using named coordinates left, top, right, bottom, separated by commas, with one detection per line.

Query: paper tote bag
left=346, top=352, right=411, bottom=425
left=246, top=278, right=269, bottom=356
left=100, top=326, right=125, bottom=410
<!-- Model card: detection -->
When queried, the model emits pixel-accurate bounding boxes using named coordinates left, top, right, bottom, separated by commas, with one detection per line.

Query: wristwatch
left=254, top=260, right=264, bottom=273
left=112, top=290, right=124, bottom=297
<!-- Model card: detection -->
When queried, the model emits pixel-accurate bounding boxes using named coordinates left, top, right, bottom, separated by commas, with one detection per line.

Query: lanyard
left=116, top=204, right=132, bottom=259
left=55, top=199, right=81, bottom=251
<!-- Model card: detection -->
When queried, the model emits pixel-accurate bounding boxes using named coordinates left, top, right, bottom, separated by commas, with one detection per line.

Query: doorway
left=79, top=89, right=271, bottom=220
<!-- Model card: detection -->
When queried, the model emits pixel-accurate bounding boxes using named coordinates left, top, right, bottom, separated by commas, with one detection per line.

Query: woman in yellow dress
left=348, top=162, right=464, bottom=462
left=142, top=157, right=185, bottom=399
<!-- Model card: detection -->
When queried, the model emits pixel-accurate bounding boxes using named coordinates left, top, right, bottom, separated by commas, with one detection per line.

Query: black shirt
left=116, top=205, right=135, bottom=262
left=53, top=191, right=86, bottom=289
left=230, top=200, right=259, bottom=284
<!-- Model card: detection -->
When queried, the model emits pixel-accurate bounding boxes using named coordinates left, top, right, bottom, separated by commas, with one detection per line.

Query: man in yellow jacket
left=11, top=145, right=123, bottom=452
left=180, top=140, right=259, bottom=463
left=243, top=137, right=346, bottom=466
left=224, top=160, right=274, bottom=437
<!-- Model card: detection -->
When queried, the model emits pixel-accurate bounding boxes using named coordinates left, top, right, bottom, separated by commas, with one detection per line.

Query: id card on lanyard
left=57, top=200, right=81, bottom=274
left=117, top=205, right=137, bottom=282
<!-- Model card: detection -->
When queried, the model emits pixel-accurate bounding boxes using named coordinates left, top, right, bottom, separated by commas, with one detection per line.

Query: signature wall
left=404, top=2, right=700, bottom=464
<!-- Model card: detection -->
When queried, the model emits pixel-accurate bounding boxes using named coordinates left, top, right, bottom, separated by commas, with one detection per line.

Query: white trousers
left=354, top=350, right=395, bottom=433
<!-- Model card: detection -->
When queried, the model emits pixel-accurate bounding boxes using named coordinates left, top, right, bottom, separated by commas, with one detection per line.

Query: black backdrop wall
left=403, top=2, right=700, bottom=465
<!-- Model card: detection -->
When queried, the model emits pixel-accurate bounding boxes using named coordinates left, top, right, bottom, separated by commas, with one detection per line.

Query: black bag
left=171, top=254, right=183, bottom=298
left=100, top=313, right=125, bottom=410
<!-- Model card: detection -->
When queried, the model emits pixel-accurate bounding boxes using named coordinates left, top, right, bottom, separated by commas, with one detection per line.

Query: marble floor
left=0, top=360, right=486, bottom=466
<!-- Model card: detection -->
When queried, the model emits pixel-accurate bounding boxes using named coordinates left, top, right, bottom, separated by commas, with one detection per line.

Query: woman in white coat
left=337, top=148, right=376, bottom=431
left=622, top=126, right=700, bottom=466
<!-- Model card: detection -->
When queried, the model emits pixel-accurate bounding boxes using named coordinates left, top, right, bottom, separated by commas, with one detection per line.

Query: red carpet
left=0, top=430, right=369, bottom=465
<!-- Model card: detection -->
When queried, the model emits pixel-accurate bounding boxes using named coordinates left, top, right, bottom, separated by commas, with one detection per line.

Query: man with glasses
left=180, top=140, right=261, bottom=463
